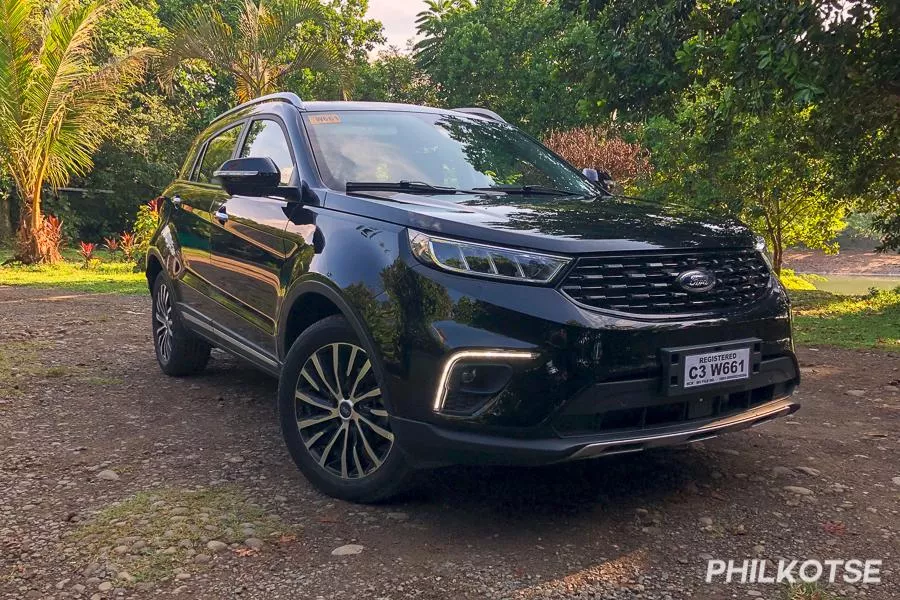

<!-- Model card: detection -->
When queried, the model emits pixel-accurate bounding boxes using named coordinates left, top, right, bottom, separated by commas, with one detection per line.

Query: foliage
left=119, top=231, right=137, bottom=262
left=790, top=286, right=900, bottom=350
left=542, top=125, right=652, bottom=190
left=132, top=199, right=161, bottom=268
left=354, top=46, right=440, bottom=105
left=78, top=241, right=97, bottom=268
left=642, top=97, right=846, bottom=273
left=0, top=0, right=156, bottom=264
left=414, top=0, right=472, bottom=68
left=162, top=0, right=335, bottom=103
left=103, top=236, right=119, bottom=252
left=777, top=269, right=820, bottom=292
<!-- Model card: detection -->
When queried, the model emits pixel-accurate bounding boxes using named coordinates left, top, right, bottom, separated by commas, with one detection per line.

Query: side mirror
left=214, top=157, right=281, bottom=196
left=582, top=168, right=599, bottom=182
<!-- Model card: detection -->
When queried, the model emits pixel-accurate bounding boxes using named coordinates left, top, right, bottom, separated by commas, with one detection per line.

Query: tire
left=278, top=315, right=413, bottom=503
left=151, top=273, right=211, bottom=376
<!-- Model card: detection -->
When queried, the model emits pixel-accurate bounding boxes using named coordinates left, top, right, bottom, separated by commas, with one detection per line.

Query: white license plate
left=683, top=348, right=750, bottom=388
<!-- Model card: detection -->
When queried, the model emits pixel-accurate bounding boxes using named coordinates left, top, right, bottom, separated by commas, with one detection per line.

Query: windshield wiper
left=471, top=184, right=580, bottom=196
left=346, top=180, right=480, bottom=195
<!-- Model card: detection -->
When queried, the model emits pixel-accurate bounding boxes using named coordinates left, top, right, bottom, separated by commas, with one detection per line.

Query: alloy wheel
left=294, top=342, right=394, bottom=480
left=154, top=282, right=175, bottom=363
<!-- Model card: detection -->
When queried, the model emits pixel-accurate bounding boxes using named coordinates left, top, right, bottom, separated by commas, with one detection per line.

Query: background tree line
left=0, top=0, right=896, bottom=270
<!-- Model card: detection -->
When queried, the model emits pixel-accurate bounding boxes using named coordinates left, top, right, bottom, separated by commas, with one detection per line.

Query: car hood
left=323, top=190, right=756, bottom=254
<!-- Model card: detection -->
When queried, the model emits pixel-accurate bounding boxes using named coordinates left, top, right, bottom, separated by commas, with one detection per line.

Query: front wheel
left=277, top=315, right=412, bottom=503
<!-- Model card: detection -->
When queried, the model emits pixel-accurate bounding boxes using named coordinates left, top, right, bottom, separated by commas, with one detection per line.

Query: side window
left=196, top=124, right=242, bottom=183
left=180, top=142, right=202, bottom=180
left=240, top=119, right=295, bottom=185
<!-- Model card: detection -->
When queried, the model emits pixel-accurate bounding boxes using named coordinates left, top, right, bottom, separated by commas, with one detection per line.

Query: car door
left=207, top=117, right=297, bottom=357
left=164, top=125, right=240, bottom=313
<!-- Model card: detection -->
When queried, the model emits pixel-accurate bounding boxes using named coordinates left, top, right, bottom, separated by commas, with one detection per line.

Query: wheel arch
left=146, top=250, right=164, bottom=291
left=278, top=279, right=383, bottom=372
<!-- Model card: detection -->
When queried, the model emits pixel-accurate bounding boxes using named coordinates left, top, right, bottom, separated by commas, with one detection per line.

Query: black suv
left=147, top=93, right=800, bottom=502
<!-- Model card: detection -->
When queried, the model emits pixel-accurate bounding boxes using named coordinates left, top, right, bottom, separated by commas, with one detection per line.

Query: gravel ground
left=784, top=251, right=900, bottom=276
left=1, top=286, right=898, bottom=600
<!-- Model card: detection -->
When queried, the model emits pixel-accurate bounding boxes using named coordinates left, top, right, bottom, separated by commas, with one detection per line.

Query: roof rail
left=212, top=92, right=305, bottom=123
left=452, top=107, right=507, bottom=123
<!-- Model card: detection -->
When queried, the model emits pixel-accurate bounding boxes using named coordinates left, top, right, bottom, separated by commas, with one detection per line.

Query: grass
left=72, top=487, right=284, bottom=585
left=0, top=247, right=147, bottom=294
left=782, top=582, right=844, bottom=600
left=0, top=340, right=44, bottom=397
left=790, top=287, right=900, bottom=350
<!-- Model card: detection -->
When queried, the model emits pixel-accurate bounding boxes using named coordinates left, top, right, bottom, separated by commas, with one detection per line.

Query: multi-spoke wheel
left=278, top=316, right=412, bottom=502
left=151, top=273, right=210, bottom=376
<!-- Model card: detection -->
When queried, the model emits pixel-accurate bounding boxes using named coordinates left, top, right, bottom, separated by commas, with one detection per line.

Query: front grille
left=560, top=248, right=771, bottom=315
left=554, top=384, right=779, bottom=437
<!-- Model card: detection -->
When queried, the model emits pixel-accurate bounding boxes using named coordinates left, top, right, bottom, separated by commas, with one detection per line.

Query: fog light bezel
left=433, top=349, right=538, bottom=413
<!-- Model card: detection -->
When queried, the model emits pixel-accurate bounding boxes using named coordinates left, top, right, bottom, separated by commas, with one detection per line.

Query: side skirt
left=179, top=305, right=281, bottom=378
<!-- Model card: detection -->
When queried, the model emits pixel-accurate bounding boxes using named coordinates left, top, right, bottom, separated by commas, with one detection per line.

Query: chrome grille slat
left=560, top=249, right=771, bottom=315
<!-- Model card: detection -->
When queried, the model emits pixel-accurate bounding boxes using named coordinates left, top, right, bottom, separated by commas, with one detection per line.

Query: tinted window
left=302, top=111, right=596, bottom=196
left=197, top=125, right=242, bottom=183
left=240, top=119, right=294, bottom=185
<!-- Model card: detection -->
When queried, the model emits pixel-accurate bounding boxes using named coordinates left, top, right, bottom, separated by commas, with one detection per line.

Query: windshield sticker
left=308, top=113, right=341, bottom=125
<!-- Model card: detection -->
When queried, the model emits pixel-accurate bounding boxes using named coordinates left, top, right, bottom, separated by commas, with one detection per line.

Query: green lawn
left=0, top=248, right=147, bottom=295
left=789, top=287, right=900, bottom=350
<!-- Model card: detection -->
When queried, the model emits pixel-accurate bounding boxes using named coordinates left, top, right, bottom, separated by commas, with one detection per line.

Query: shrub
left=132, top=198, right=162, bottom=268
left=103, top=236, right=119, bottom=253
left=119, top=231, right=137, bottom=262
left=543, top=125, right=652, bottom=191
left=78, top=241, right=97, bottom=268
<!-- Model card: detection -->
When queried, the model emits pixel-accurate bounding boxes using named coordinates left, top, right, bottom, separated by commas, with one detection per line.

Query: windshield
left=301, top=110, right=597, bottom=196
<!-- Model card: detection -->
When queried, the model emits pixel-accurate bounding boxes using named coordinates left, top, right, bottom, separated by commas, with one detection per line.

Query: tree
left=162, top=0, right=335, bottom=103
left=0, top=0, right=155, bottom=263
left=643, top=88, right=846, bottom=274
left=355, top=46, right=440, bottom=106
left=414, top=0, right=471, bottom=68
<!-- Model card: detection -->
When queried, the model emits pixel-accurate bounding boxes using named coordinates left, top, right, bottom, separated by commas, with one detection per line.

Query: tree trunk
left=0, top=193, right=12, bottom=245
left=772, top=238, right=783, bottom=276
left=15, top=185, right=61, bottom=264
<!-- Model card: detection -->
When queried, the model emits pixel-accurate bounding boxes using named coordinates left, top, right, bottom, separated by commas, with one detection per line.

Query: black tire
left=278, top=315, right=413, bottom=503
left=151, top=273, right=211, bottom=376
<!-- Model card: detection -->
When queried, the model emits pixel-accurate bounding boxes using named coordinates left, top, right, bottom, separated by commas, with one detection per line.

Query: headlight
left=754, top=235, right=774, bottom=269
left=408, top=229, right=570, bottom=284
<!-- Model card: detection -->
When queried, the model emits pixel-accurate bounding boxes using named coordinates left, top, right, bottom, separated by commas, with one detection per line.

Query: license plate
left=683, top=348, right=750, bottom=389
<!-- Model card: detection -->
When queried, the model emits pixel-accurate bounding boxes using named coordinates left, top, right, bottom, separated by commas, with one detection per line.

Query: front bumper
left=394, top=396, right=800, bottom=466
left=362, top=254, right=800, bottom=467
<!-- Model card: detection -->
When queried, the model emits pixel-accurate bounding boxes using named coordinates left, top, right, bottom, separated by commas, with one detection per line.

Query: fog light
left=460, top=367, right=477, bottom=384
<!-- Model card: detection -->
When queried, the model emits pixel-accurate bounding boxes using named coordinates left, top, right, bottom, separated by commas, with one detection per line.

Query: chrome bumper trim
left=567, top=397, right=800, bottom=460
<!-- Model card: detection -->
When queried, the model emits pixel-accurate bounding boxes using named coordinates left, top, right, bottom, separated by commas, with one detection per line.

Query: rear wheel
left=151, top=273, right=210, bottom=376
left=278, top=315, right=412, bottom=503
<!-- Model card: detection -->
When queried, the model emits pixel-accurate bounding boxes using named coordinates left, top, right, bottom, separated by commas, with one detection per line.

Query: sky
left=367, top=0, right=427, bottom=51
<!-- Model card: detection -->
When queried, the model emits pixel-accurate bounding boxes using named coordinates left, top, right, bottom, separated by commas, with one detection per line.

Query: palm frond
left=160, top=4, right=239, bottom=92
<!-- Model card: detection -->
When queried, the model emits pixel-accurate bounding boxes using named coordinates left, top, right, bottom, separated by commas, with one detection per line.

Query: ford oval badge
left=676, top=269, right=716, bottom=293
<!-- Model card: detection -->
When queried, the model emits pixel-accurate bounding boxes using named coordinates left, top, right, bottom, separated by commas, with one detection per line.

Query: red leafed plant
left=119, top=232, right=136, bottom=261
left=543, top=125, right=652, bottom=187
left=147, top=197, right=162, bottom=215
left=78, top=241, right=97, bottom=268
left=103, top=236, right=119, bottom=252
left=17, top=215, right=64, bottom=264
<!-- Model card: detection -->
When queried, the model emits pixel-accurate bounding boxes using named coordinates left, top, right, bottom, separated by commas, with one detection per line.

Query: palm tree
left=163, top=0, right=338, bottom=103
left=414, top=0, right=471, bottom=68
left=0, top=0, right=154, bottom=264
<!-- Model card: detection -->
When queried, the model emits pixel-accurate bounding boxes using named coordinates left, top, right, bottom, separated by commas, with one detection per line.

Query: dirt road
left=1, top=287, right=898, bottom=600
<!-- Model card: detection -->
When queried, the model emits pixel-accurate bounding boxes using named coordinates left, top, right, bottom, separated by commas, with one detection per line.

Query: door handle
left=171, top=195, right=182, bottom=208
left=214, top=208, right=228, bottom=223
